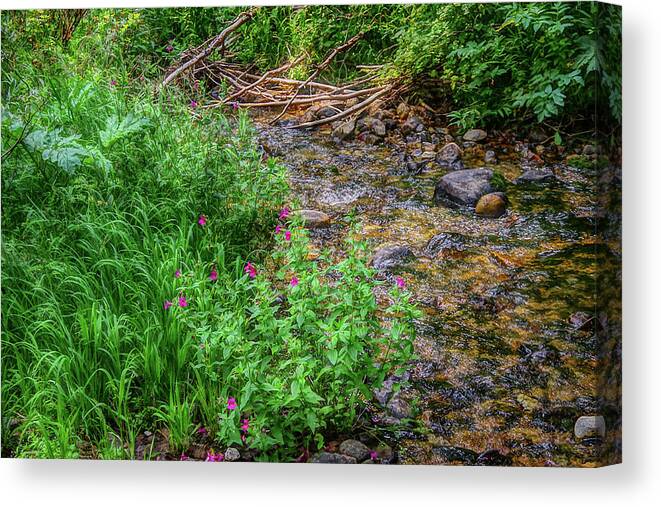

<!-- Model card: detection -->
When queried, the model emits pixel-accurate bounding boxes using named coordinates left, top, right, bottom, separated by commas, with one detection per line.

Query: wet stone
left=515, top=167, right=556, bottom=184
left=463, top=128, right=488, bottom=142
left=370, top=244, right=414, bottom=271
left=476, top=449, right=513, bottom=466
left=310, top=452, right=357, bottom=464
left=437, top=142, right=462, bottom=165
left=574, top=415, right=606, bottom=439
left=432, top=446, right=478, bottom=464
left=433, top=167, right=494, bottom=206
left=386, top=392, right=413, bottom=419
left=295, top=209, right=331, bottom=228
left=332, top=119, right=355, bottom=141
left=424, top=233, right=469, bottom=257
left=485, top=150, right=498, bottom=164
left=475, top=192, right=508, bottom=218
left=339, top=439, right=371, bottom=462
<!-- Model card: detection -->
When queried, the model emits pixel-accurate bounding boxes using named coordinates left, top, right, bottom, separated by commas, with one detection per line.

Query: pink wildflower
left=197, top=427, right=208, bottom=436
left=370, top=450, right=378, bottom=461
left=275, top=224, right=282, bottom=234
left=284, top=230, right=291, bottom=242
left=244, top=262, right=256, bottom=279
left=193, top=80, right=199, bottom=90
left=178, top=295, right=188, bottom=308
left=180, top=452, right=189, bottom=461
left=165, top=44, right=174, bottom=53
left=198, top=214, right=207, bottom=226
left=175, top=269, right=181, bottom=278
left=241, top=419, right=250, bottom=432
left=163, top=300, right=173, bottom=310
left=227, top=397, right=237, bottom=411
left=209, top=267, right=218, bottom=282
left=205, top=450, right=224, bottom=462
left=290, top=276, right=299, bottom=287
left=110, top=79, right=117, bottom=87
left=190, top=100, right=198, bottom=108
left=395, top=276, right=406, bottom=289
left=279, top=207, right=290, bottom=220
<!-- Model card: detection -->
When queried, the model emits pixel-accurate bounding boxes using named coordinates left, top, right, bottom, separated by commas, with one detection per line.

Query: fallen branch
left=222, top=55, right=305, bottom=104
left=161, top=8, right=257, bottom=88
left=288, top=85, right=394, bottom=129
left=270, top=32, right=364, bottom=124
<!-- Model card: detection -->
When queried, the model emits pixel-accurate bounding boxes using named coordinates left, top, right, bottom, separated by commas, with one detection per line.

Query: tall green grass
left=1, top=13, right=418, bottom=460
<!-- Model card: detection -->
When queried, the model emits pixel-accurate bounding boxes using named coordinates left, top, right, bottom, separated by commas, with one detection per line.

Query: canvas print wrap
left=1, top=2, right=622, bottom=466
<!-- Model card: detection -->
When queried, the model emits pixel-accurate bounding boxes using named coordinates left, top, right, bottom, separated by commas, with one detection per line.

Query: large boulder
left=339, top=440, right=371, bottom=462
left=433, top=168, right=494, bottom=206
left=475, top=192, right=508, bottom=218
left=310, top=452, right=357, bottom=464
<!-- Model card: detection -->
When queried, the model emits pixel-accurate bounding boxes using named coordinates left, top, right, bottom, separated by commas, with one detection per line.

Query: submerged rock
left=424, top=232, right=468, bottom=257
left=433, top=167, right=494, bottom=206
left=310, top=452, right=357, bottom=464
left=463, top=128, right=488, bottom=142
left=475, top=192, right=508, bottom=218
left=476, top=449, right=513, bottom=466
left=339, top=439, right=371, bottom=462
left=370, top=244, right=414, bottom=271
left=295, top=209, right=331, bottom=228
left=574, top=415, right=606, bottom=439
left=515, top=167, right=556, bottom=184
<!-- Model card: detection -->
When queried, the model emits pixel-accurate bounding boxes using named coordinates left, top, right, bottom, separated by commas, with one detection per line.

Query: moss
left=490, top=171, right=508, bottom=192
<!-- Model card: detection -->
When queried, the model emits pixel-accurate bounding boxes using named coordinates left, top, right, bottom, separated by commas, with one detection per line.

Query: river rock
left=475, top=192, right=508, bottom=218
left=463, top=128, right=488, bottom=142
left=437, top=142, right=462, bottom=165
left=424, top=232, right=468, bottom=257
left=476, top=449, right=513, bottom=466
left=386, top=392, right=413, bottom=419
left=367, top=118, right=387, bottom=137
left=370, top=244, right=414, bottom=270
left=515, top=167, right=555, bottom=184
left=574, top=415, right=606, bottom=439
left=295, top=209, right=331, bottom=228
left=484, top=150, right=498, bottom=164
left=339, top=439, right=371, bottom=462
left=310, top=452, right=357, bottom=464
left=332, top=119, right=355, bottom=141
left=224, top=447, right=241, bottom=461
left=433, top=168, right=494, bottom=206
left=401, top=115, right=424, bottom=135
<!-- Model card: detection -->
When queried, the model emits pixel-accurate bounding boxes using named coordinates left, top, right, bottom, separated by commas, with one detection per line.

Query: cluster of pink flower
left=240, top=418, right=249, bottom=444
left=205, top=450, right=224, bottom=462
left=163, top=294, right=188, bottom=310
left=244, top=262, right=256, bottom=279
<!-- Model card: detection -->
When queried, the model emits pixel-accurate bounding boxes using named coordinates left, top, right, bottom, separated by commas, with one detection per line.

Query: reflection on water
left=257, top=122, right=621, bottom=467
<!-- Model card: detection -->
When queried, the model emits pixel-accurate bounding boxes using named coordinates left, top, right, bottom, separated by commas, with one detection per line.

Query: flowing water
left=256, top=119, right=621, bottom=467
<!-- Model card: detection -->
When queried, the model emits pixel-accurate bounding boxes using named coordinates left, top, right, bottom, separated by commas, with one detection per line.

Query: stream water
left=256, top=119, right=621, bottom=467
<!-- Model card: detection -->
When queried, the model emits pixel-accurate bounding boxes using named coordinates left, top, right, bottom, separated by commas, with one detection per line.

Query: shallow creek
left=256, top=119, right=621, bottom=467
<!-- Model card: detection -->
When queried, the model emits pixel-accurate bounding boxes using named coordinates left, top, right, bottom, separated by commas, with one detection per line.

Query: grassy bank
left=1, top=11, right=418, bottom=460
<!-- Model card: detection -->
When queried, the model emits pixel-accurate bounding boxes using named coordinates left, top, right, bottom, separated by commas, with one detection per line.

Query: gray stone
left=424, top=232, right=468, bottom=257
left=310, top=452, right=357, bottom=464
left=401, top=116, right=424, bottom=136
left=433, top=168, right=494, bottom=206
left=485, top=150, right=498, bottom=164
left=368, top=118, right=387, bottom=137
left=370, top=244, right=414, bottom=271
left=339, top=439, right=371, bottom=462
left=514, top=167, right=556, bottom=184
left=332, top=120, right=355, bottom=141
left=437, top=142, right=462, bottom=165
left=295, top=209, right=331, bottom=228
left=463, top=129, right=488, bottom=142
left=387, top=393, right=413, bottom=419
left=224, top=447, right=241, bottom=461
left=574, top=415, right=606, bottom=439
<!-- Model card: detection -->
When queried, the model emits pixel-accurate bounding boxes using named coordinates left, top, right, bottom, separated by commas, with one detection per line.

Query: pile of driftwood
left=160, top=9, right=401, bottom=129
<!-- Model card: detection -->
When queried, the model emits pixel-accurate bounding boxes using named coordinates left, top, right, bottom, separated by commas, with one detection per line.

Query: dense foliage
left=1, top=11, right=418, bottom=459
left=116, top=2, right=621, bottom=129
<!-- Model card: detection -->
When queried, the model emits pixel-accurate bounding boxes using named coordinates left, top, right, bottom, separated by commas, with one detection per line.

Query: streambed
left=256, top=118, right=621, bottom=467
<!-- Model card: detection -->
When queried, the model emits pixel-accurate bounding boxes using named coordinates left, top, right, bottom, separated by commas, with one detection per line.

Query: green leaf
left=99, top=113, right=150, bottom=149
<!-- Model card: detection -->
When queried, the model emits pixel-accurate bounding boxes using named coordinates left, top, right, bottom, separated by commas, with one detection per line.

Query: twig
left=270, top=32, right=364, bottom=124
left=161, top=8, right=257, bottom=88
left=223, top=55, right=305, bottom=104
